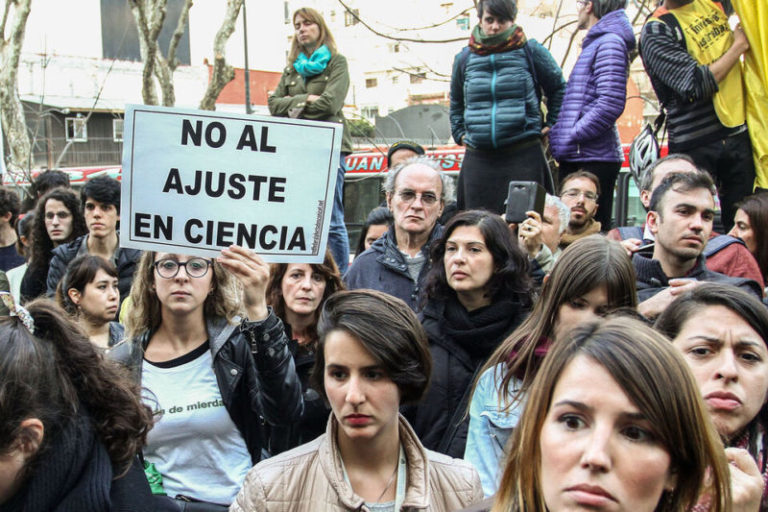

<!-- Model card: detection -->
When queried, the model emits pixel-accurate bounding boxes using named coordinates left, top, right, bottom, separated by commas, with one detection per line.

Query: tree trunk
left=199, top=0, right=243, bottom=111
left=0, top=0, right=32, bottom=174
left=130, top=0, right=166, bottom=106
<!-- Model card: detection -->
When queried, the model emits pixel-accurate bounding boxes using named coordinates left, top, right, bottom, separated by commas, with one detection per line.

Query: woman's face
left=294, top=14, right=320, bottom=49
left=728, top=209, right=756, bottom=255
left=553, top=285, right=611, bottom=342
left=364, top=224, right=388, bottom=251
left=153, top=253, right=213, bottom=316
left=539, top=355, right=675, bottom=511
left=281, top=264, right=327, bottom=318
left=324, top=329, right=401, bottom=446
left=73, top=268, right=119, bottom=323
left=444, top=225, right=494, bottom=303
left=672, top=305, right=768, bottom=439
left=44, top=199, right=74, bottom=245
left=480, top=10, right=513, bottom=36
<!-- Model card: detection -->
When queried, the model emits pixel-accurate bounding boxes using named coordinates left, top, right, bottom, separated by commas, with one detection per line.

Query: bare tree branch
left=130, top=0, right=166, bottom=105
left=336, top=0, right=467, bottom=44
left=540, top=20, right=577, bottom=47
left=377, top=5, right=473, bottom=32
left=168, top=0, right=192, bottom=70
left=199, top=0, right=243, bottom=110
left=0, top=0, right=32, bottom=174
left=0, top=0, right=13, bottom=39
left=559, top=21, right=581, bottom=69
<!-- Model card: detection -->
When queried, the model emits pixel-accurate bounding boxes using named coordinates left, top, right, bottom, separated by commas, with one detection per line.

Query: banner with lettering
left=120, top=104, right=342, bottom=262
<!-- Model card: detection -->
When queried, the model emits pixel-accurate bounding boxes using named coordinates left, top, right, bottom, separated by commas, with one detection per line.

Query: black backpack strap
left=523, top=41, right=543, bottom=103
left=456, top=46, right=471, bottom=84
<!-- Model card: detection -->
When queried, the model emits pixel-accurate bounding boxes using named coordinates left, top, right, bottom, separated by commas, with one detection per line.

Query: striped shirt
left=640, top=16, right=736, bottom=150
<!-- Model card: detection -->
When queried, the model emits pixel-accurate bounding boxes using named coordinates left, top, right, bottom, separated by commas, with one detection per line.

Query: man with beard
left=633, top=171, right=761, bottom=319
left=558, top=171, right=601, bottom=249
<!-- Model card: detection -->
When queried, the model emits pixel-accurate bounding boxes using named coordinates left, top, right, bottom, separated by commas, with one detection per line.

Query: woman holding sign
left=109, top=246, right=303, bottom=509
left=268, top=7, right=351, bottom=271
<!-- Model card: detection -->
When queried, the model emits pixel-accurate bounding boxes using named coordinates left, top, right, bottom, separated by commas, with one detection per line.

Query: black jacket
left=633, top=252, right=762, bottom=302
left=46, top=234, right=141, bottom=305
left=109, top=311, right=303, bottom=464
left=407, top=296, right=528, bottom=458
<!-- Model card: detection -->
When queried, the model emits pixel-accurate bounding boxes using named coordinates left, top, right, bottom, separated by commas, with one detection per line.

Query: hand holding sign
left=218, top=245, right=270, bottom=321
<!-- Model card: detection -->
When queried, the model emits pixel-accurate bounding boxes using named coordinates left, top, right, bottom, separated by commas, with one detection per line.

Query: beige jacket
left=231, top=415, right=483, bottom=512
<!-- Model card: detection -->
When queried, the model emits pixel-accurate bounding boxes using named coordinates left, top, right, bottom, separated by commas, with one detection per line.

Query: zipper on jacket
left=490, top=54, right=498, bottom=149
left=576, top=143, right=581, bottom=155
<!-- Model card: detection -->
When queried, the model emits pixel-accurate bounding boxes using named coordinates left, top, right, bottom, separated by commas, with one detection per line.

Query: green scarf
left=468, top=24, right=526, bottom=55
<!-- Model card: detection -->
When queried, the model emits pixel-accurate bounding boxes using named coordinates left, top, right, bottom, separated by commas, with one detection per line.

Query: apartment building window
left=392, top=76, right=399, bottom=84
left=389, top=43, right=400, bottom=53
left=344, top=9, right=359, bottom=26
left=362, top=106, right=379, bottom=119
left=284, top=1, right=290, bottom=23
left=457, top=15, right=470, bottom=30
left=410, top=72, right=427, bottom=84
left=65, top=117, right=88, bottom=142
left=113, top=118, right=124, bottom=142
left=365, top=78, right=378, bottom=88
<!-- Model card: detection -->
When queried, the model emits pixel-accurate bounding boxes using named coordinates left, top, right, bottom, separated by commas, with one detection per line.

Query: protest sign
left=120, top=104, right=342, bottom=262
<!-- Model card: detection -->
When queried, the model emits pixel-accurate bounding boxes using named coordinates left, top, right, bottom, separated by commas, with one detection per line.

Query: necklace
left=374, top=462, right=399, bottom=503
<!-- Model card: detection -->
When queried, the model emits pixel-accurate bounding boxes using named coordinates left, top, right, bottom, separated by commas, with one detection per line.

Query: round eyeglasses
left=154, top=258, right=212, bottom=279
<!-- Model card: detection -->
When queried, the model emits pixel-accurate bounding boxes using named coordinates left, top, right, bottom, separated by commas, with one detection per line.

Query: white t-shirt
left=142, top=342, right=252, bottom=505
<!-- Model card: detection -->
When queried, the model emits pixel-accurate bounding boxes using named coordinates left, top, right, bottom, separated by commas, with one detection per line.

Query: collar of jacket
left=110, top=314, right=241, bottom=380
left=373, top=224, right=444, bottom=277
left=632, top=251, right=707, bottom=287
left=319, top=414, right=432, bottom=509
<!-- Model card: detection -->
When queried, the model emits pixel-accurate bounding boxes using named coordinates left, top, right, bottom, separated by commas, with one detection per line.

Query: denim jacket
left=464, top=364, right=524, bottom=497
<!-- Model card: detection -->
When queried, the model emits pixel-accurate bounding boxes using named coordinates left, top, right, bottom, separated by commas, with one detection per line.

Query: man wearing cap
left=387, top=141, right=426, bottom=169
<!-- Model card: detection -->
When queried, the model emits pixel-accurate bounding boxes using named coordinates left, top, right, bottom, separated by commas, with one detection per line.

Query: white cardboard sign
left=120, top=104, right=342, bottom=262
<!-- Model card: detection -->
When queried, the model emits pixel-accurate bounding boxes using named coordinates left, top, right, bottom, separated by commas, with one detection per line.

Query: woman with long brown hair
left=493, top=316, right=733, bottom=512
left=0, top=298, right=154, bottom=510
left=110, top=246, right=303, bottom=509
left=269, top=6, right=351, bottom=270
left=465, top=235, right=636, bottom=496
left=264, top=250, right=344, bottom=454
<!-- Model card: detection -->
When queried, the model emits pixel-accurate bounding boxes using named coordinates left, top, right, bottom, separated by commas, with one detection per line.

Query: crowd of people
left=1, top=0, right=767, bottom=510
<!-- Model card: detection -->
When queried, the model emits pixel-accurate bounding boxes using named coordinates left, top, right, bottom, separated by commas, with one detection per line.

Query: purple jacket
left=550, top=10, right=635, bottom=163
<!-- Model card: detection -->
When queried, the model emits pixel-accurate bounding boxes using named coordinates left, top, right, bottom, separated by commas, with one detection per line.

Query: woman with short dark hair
left=232, top=289, right=483, bottom=511
left=407, top=210, right=532, bottom=458
left=56, top=254, right=123, bottom=348
left=656, top=283, right=768, bottom=510
left=450, top=0, right=565, bottom=213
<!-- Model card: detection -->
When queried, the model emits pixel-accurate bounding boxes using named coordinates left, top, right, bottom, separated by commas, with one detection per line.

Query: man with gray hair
left=344, top=156, right=453, bottom=311
left=517, top=194, right=570, bottom=273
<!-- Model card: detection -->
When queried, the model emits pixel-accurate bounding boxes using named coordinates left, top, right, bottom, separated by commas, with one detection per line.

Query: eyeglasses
left=561, top=189, right=598, bottom=202
left=154, top=258, right=212, bottom=279
left=396, top=190, right=439, bottom=206
left=576, top=0, right=588, bottom=7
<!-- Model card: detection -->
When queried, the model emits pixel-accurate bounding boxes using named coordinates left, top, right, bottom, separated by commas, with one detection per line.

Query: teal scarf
left=293, top=44, right=331, bottom=78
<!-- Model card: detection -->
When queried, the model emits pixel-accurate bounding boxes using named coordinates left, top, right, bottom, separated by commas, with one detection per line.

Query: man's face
left=386, top=164, right=443, bottom=239
left=84, top=198, right=119, bottom=239
left=389, top=149, right=419, bottom=169
left=648, top=187, right=715, bottom=264
left=560, top=177, right=598, bottom=230
left=640, top=159, right=699, bottom=209
left=541, top=204, right=562, bottom=253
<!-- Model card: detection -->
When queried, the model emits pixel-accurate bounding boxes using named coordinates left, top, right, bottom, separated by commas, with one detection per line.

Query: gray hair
left=545, top=193, right=570, bottom=235
left=591, top=0, right=627, bottom=18
left=383, top=155, right=454, bottom=202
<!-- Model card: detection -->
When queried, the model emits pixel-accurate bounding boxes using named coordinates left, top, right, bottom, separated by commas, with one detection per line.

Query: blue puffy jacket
left=549, top=10, right=635, bottom=163
left=450, top=39, right=565, bottom=150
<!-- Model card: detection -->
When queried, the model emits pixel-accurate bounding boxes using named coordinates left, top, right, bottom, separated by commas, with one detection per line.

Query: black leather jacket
left=109, top=310, right=303, bottom=463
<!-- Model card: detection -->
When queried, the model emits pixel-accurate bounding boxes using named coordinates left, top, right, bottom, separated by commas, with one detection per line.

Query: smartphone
left=505, top=181, right=546, bottom=224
